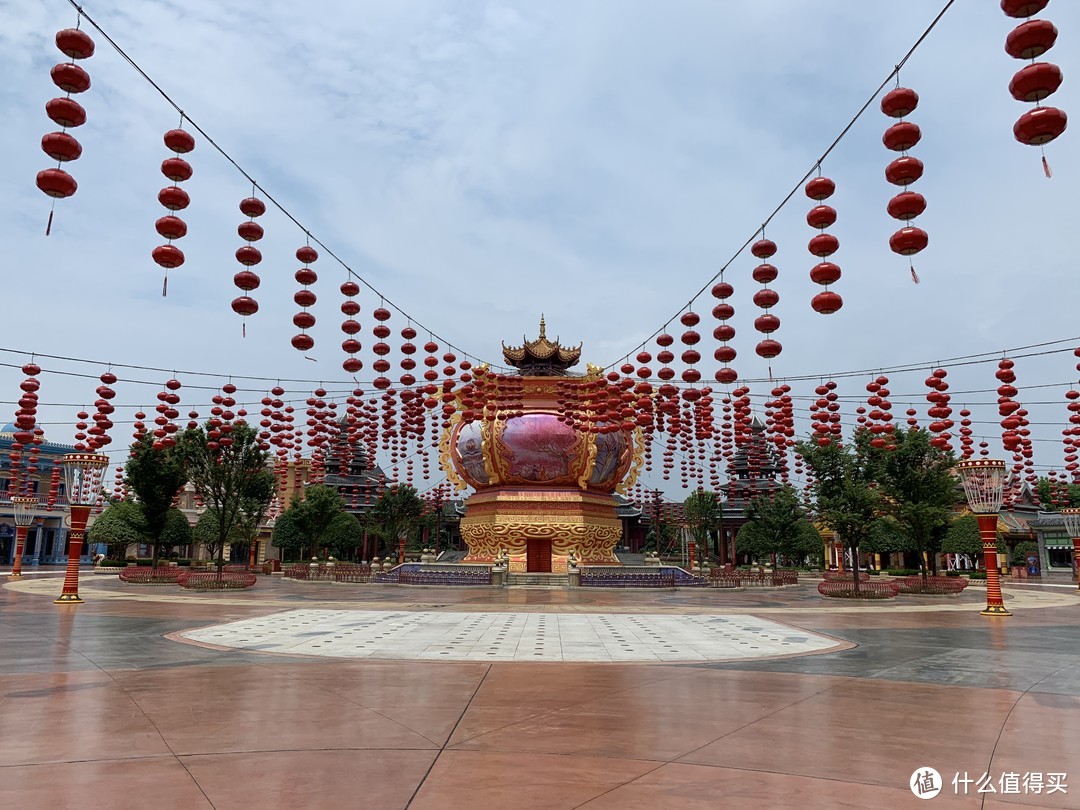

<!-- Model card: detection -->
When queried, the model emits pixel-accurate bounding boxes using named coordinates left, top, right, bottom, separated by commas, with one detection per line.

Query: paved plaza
left=3, top=572, right=1080, bottom=808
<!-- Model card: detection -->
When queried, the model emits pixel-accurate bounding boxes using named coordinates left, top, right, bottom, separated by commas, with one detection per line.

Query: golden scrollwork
left=460, top=521, right=621, bottom=563
left=578, top=429, right=598, bottom=490
left=616, top=427, right=646, bottom=494
left=439, top=411, right=468, bottom=492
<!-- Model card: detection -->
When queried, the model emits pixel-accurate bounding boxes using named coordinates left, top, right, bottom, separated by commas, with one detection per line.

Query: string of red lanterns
left=806, top=175, right=843, bottom=315
left=291, top=245, right=319, bottom=352
left=881, top=84, right=928, bottom=283
left=37, top=23, right=95, bottom=235
left=231, top=197, right=266, bottom=334
left=750, top=237, right=782, bottom=359
left=1001, top=0, right=1067, bottom=176
left=153, top=126, right=195, bottom=295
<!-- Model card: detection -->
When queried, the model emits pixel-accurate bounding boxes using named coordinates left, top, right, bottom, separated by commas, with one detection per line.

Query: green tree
left=179, top=422, right=273, bottom=571
left=797, top=434, right=884, bottom=594
left=271, top=485, right=360, bottom=560
left=737, top=486, right=819, bottom=565
left=861, top=517, right=915, bottom=568
left=867, top=427, right=957, bottom=580
left=683, top=489, right=722, bottom=564
left=942, top=514, right=981, bottom=556
left=88, top=501, right=147, bottom=561
left=232, top=469, right=276, bottom=562
left=364, top=485, right=426, bottom=560
left=194, top=508, right=239, bottom=562
left=125, top=433, right=189, bottom=567
left=159, top=508, right=193, bottom=557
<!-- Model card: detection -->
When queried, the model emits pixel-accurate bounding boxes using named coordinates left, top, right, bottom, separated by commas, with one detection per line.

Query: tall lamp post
left=1060, top=507, right=1080, bottom=590
left=55, top=451, right=109, bottom=604
left=956, top=458, right=1011, bottom=617
left=9, top=495, right=36, bottom=578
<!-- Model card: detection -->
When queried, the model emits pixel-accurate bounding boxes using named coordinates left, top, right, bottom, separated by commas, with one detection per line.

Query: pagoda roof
left=502, top=316, right=581, bottom=374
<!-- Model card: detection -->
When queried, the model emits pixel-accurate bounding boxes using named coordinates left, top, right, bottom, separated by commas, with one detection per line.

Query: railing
left=333, top=563, right=373, bottom=583
left=706, top=569, right=799, bottom=588
left=118, top=566, right=183, bottom=584
left=894, top=575, right=968, bottom=594
left=823, top=570, right=870, bottom=582
left=397, top=566, right=492, bottom=586
left=580, top=568, right=677, bottom=588
left=177, top=571, right=257, bottom=590
left=817, top=580, right=899, bottom=599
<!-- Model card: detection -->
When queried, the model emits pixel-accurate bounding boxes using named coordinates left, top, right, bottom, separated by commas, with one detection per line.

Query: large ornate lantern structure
left=444, top=319, right=642, bottom=573
left=54, top=451, right=108, bottom=604
left=1060, top=507, right=1080, bottom=590
left=9, top=495, right=37, bottom=578
left=956, top=458, right=1011, bottom=616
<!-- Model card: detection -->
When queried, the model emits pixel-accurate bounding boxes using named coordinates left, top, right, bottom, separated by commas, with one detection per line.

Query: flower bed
left=118, top=566, right=183, bottom=584
left=176, top=571, right=257, bottom=590
left=817, top=580, right=899, bottom=599
left=894, top=575, right=968, bottom=594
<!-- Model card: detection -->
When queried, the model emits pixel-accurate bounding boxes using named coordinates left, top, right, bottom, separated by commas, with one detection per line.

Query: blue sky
left=0, top=0, right=1077, bottom=494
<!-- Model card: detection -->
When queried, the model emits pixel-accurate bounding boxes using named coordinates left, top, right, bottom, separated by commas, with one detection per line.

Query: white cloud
left=1, top=0, right=1078, bottom=493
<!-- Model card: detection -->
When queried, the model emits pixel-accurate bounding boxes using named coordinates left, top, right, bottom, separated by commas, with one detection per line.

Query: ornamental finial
left=539, top=314, right=546, bottom=340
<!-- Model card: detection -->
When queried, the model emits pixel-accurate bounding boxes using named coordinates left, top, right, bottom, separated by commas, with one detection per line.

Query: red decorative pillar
left=55, top=503, right=90, bottom=603
left=247, top=539, right=258, bottom=571
left=977, top=513, right=1010, bottom=616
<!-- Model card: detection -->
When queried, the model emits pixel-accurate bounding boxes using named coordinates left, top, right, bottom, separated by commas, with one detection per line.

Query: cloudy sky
left=0, top=0, right=1077, bottom=495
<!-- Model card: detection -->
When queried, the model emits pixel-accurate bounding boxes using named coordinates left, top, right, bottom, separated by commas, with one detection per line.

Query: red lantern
left=40, top=131, right=82, bottom=162
left=811, top=291, right=843, bottom=314
left=35, top=168, right=77, bottom=198
left=1005, top=19, right=1057, bottom=59
left=886, top=191, right=926, bottom=221
left=882, top=121, right=921, bottom=151
left=885, top=156, right=924, bottom=186
left=1001, top=0, right=1049, bottom=17
left=880, top=87, right=919, bottom=118
left=1009, top=62, right=1063, bottom=101
left=889, top=226, right=929, bottom=256
left=1013, top=106, right=1067, bottom=145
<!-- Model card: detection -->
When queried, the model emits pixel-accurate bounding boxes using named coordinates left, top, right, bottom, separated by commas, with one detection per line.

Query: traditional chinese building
left=0, top=423, right=92, bottom=567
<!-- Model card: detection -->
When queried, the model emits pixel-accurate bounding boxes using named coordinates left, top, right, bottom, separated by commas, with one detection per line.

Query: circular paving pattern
left=177, top=608, right=850, bottom=662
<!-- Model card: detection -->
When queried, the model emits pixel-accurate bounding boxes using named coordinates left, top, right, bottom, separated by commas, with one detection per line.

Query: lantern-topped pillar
left=1060, top=508, right=1080, bottom=590
left=55, top=452, right=109, bottom=604
left=956, top=458, right=1011, bottom=617
left=9, top=495, right=36, bottom=578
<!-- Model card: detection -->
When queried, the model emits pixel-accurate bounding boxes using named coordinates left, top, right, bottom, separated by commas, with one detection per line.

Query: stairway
left=506, top=572, right=570, bottom=588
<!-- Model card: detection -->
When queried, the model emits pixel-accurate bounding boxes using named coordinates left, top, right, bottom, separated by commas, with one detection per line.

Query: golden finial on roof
left=539, top=314, right=547, bottom=340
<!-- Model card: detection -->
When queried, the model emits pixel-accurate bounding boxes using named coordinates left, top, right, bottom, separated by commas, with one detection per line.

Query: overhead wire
left=62, top=0, right=508, bottom=373
left=603, top=0, right=958, bottom=370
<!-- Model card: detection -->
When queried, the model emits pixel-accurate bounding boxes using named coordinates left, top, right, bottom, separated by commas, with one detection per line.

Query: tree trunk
left=851, top=542, right=860, bottom=594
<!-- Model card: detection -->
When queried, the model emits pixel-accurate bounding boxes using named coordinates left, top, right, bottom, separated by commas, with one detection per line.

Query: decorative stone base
left=461, top=487, right=621, bottom=572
